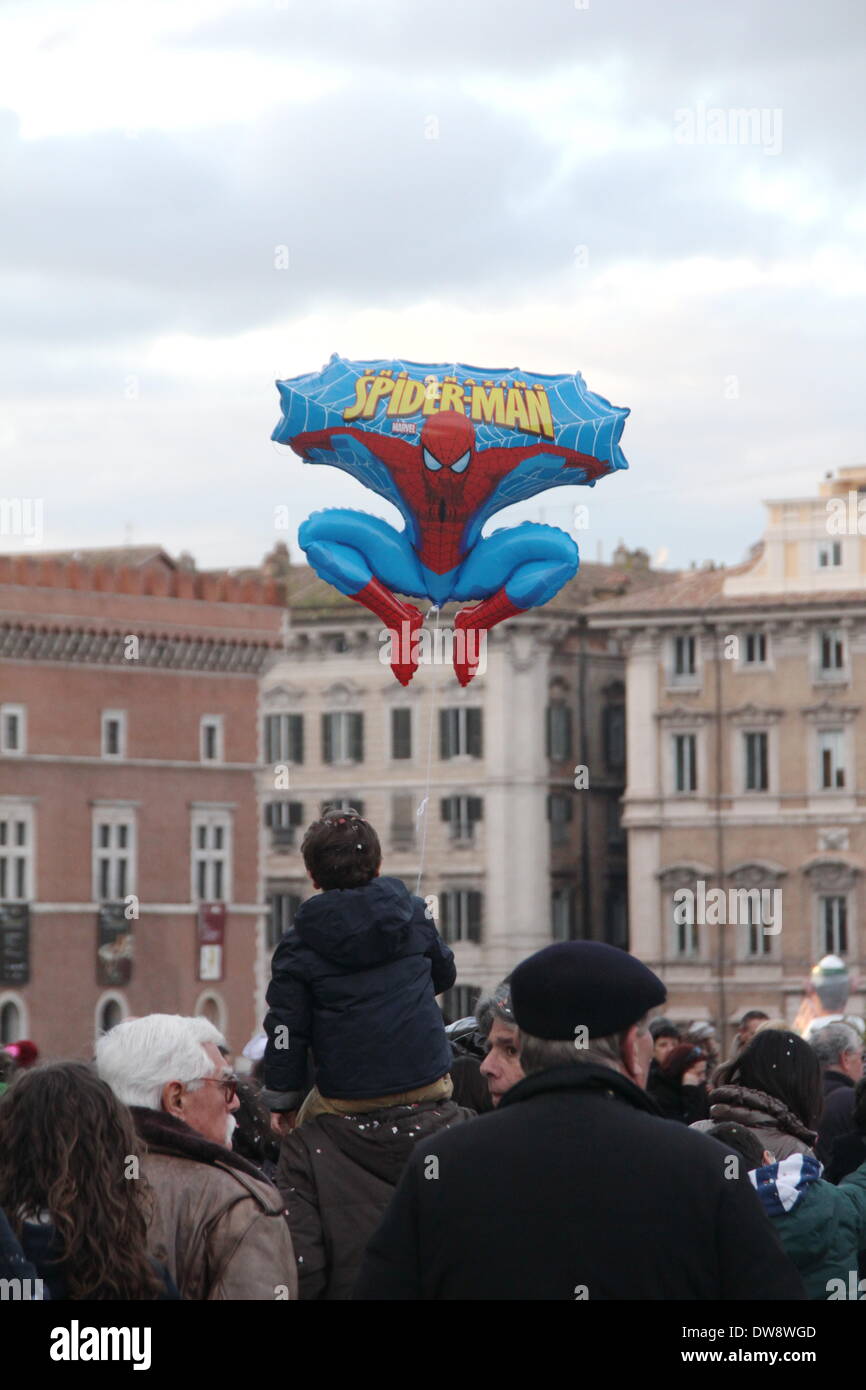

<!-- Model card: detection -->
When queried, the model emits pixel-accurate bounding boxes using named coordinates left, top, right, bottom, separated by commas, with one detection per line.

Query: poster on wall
left=97, top=903, right=134, bottom=986
left=197, top=902, right=225, bottom=982
left=0, top=903, right=30, bottom=985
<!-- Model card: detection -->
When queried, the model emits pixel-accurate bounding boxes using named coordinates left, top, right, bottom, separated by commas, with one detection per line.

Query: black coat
left=277, top=1098, right=472, bottom=1299
left=815, top=1070, right=856, bottom=1167
left=354, top=1063, right=806, bottom=1301
left=264, top=876, right=456, bottom=1101
left=646, top=1069, right=710, bottom=1125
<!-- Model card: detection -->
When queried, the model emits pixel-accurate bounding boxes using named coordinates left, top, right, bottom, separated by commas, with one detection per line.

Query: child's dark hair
left=302, top=807, right=381, bottom=890
left=705, top=1121, right=766, bottom=1172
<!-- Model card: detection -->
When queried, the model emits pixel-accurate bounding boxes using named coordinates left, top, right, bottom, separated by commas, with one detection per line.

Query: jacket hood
left=294, top=876, right=418, bottom=967
left=749, top=1153, right=823, bottom=1218
left=707, top=1085, right=818, bottom=1147
left=312, top=1099, right=471, bottom=1185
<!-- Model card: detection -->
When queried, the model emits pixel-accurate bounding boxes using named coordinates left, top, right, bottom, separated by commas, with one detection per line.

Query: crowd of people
left=3, top=809, right=866, bottom=1301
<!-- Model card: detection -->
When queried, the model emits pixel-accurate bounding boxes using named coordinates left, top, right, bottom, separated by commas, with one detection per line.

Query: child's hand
left=270, top=1110, right=297, bottom=1136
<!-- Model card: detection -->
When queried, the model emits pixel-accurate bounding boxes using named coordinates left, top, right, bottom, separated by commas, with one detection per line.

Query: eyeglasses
left=185, top=1073, right=238, bottom=1104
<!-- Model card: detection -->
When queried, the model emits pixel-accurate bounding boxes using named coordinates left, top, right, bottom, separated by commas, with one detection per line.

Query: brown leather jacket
left=132, top=1107, right=298, bottom=1301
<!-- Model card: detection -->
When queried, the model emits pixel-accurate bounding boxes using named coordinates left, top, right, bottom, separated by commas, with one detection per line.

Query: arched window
left=95, top=993, right=127, bottom=1038
left=194, top=991, right=227, bottom=1034
left=0, top=999, right=21, bottom=1044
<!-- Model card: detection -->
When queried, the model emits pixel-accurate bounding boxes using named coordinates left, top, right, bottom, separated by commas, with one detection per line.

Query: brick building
left=0, top=547, right=284, bottom=1057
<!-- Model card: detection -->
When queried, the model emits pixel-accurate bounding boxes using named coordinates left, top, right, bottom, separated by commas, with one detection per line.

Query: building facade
left=589, top=467, right=866, bottom=1045
left=0, top=548, right=284, bottom=1056
left=259, top=558, right=668, bottom=1020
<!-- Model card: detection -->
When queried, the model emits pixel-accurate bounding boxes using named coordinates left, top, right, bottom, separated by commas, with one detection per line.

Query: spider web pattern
left=272, top=353, right=630, bottom=468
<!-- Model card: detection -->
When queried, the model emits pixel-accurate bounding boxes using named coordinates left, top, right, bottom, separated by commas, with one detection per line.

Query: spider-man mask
left=419, top=410, right=475, bottom=484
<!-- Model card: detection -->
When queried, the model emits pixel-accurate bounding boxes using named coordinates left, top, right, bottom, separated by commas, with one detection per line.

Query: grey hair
left=475, top=981, right=514, bottom=1038
left=518, top=1014, right=650, bottom=1077
left=809, top=1021, right=861, bottom=1069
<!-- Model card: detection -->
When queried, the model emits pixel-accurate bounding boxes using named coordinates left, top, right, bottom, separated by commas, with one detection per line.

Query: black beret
left=510, top=941, right=666, bottom=1040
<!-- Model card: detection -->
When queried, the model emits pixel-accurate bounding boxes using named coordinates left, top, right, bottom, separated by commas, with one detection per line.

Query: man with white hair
left=96, top=1014, right=298, bottom=1301
left=810, top=1020, right=864, bottom=1167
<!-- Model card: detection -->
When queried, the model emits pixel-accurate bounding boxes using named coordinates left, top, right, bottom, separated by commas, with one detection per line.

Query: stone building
left=259, top=556, right=671, bottom=1021
left=588, top=467, right=866, bottom=1046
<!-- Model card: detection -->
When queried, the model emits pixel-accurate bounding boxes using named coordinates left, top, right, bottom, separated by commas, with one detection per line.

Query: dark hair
left=714, top=1029, right=823, bottom=1130
left=650, top=1018, right=680, bottom=1042
left=661, top=1043, right=705, bottom=1083
left=740, top=1010, right=769, bottom=1027
left=706, top=1121, right=766, bottom=1171
left=0, top=1062, right=163, bottom=1299
left=301, top=808, right=381, bottom=890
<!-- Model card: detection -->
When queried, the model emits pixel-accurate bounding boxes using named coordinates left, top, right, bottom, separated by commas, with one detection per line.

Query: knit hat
left=510, top=941, right=666, bottom=1041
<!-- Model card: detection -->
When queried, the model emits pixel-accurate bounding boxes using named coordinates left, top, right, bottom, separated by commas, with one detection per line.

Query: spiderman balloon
left=272, top=354, right=629, bottom=685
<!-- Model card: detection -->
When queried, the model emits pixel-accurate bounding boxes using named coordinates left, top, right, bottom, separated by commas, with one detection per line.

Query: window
left=101, top=710, right=126, bottom=759
left=607, top=797, right=625, bottom=846
left=546, top=705, right=573, bottom=761
left=439, top=889, right=482, bottom=944
left=322, top=712, right=364, bottom=763
left=441, top=984, right=481, bottom=1023
left=441, top=795, right=483, bottom=843
left=744, top=732, right=769, bottom=792
left=0, top=705, right=25, bottom=756
left=264, top=714, right=304, bottom=764
left=605, top=883, right=628, bottom=949
left=742, top=632, right=768, bottom=666
left=743, top=892, right=773, bottom=958
left=390, top=793, right=416, bottom=849
left=820, top=895, right=848, bottom=955
left=673, top=902, right=699, bottom=958
left=603, top=705, right=625, bottom=770
left=98, top=997, right=124, bottom=1033
left=320, top=798, right=365, bottom=817
left=0, top=999, right=22, bottom=1044
left=264, top=801, right=304, bottom=847
left=672, top=733, right=697, bottom=793
left=551, top=886, right=576, bottom=941
left=547, top=792, right=573, bottom=846
left=671, top=635, right=697, bottom=682
left=267, top=891, right=302, bottom=949
left=391, top=708, right=412, bottom=760
left=819, top=628, right=846, bottom=674
left=0, top=806, right=33, bottom=902
left=200, top=716, right=223, bottom=763
left=818, top=541, right=843, bottom=568
left=439, top=708, right=483, bottom=759
left=192, top=811, right=232, bottom=902
left=818, top=729, right=846, bottom=790
left=92, top=813, right=135, bottom=901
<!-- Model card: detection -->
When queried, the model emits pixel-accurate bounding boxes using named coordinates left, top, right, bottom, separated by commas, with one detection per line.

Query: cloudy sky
left=3, top=0, right=864, bottom=572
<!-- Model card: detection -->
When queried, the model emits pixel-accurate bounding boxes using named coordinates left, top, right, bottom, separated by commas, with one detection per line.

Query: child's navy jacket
left=263, top=876, right=457, bottom=1103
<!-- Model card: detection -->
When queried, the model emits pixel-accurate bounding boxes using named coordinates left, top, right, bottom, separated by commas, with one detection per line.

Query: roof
left=586, top=561, right=866, bottom=621
left=284, top=559, right=679, bottom=621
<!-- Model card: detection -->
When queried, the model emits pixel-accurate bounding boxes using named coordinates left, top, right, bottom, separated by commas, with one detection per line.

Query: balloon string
left=415, top=604, right=441, bottom=897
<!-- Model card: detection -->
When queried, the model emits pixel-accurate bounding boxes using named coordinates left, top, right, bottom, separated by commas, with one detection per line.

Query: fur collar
left=131, top=1106, right=267, bottom=1183
left=707, top=1085, right=818, bottom=1145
